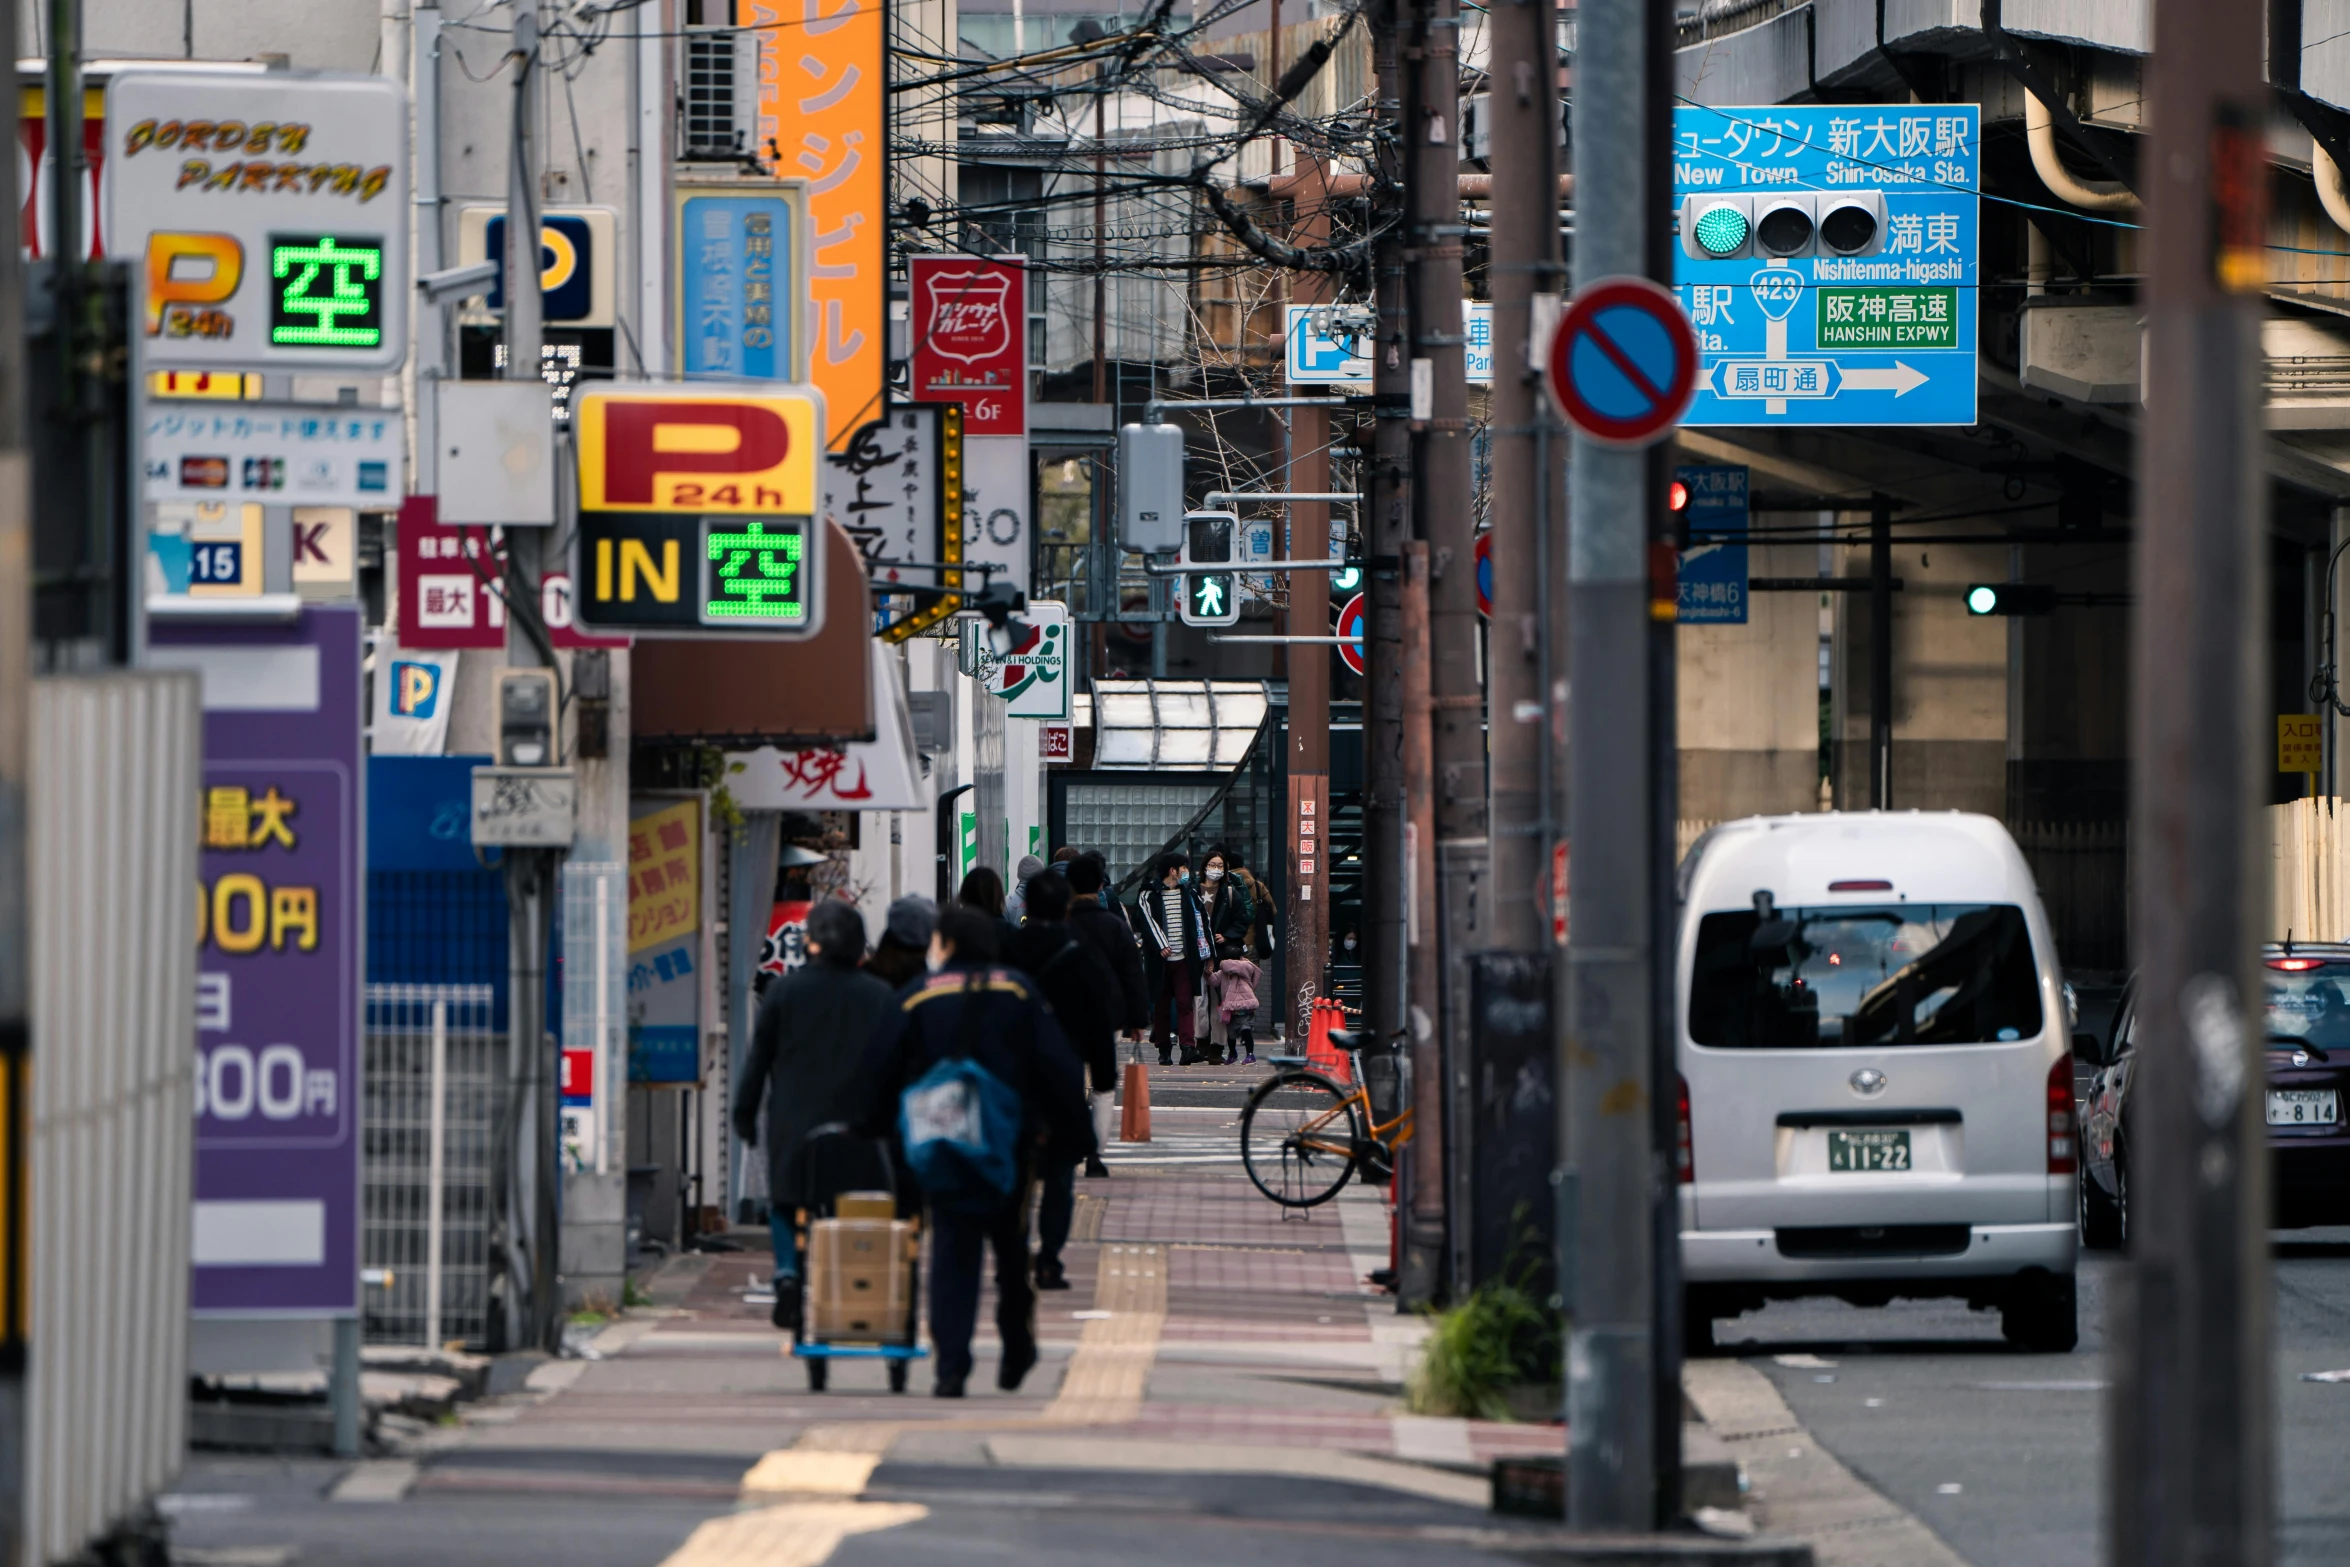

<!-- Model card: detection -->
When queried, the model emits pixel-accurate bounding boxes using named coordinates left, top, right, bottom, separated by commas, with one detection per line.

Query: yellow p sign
left=145, top=231, right=243, bottom=336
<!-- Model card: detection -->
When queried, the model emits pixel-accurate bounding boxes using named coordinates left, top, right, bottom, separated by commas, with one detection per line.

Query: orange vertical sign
left=750, top=0, right=884, bottom=449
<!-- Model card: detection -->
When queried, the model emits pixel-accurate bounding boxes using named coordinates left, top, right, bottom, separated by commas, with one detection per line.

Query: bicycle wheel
left=1240, top=1071, right=1362, bottom=1207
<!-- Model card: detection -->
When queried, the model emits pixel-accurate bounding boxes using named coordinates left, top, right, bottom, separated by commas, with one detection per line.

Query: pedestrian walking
left=1209, top=952, right=1262, bottom=1064
left=958, top=865, right=1021, bottom=949
left=1226, top=847, right=1278, bottom=961
left=1199, top=845, right=1255, bottom=1065
left=855, top=906, right=1090, bottom=1398
left=1004, top=854, right=1046, bottom=924
left=1004, top=872, right=1119, bottom=1290
left=1066, top=851, right=1148, bottom=1172
left=731, top=900, right=896, bottom=1330
left=1141, top=851, right=1213, bottom=1065
left=865, top=895, right=936, bottom=989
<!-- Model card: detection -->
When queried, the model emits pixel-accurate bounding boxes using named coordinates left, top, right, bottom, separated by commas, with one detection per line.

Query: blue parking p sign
left=1672, top=104, right=1977, bottom=428
left=1676, top=464, right=1749, bottom=624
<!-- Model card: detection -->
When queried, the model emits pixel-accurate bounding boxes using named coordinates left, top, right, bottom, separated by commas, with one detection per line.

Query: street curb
left=1468, top=1531, right=1814, bottom=1565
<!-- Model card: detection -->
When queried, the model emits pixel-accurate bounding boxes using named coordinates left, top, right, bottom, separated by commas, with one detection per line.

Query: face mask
left=1205, top=866, right=1223, bottom=881
left=1343, top=937, right=1358, bottom=952
left=925, top=949, right=946, bottom=974
left=1177, top=870, right=1191, bottom=885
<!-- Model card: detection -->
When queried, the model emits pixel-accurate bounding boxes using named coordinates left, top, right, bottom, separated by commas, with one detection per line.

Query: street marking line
left=653, top=1501, right=926, bottom=1567
left=1042, top=1243, right=1166, bottom=1426
left=327, top=1458, right=418, bottom=1503
left=739, top=1450, right=884, bottom=1497
left=1683, top=1359, right=1971, bottom=1567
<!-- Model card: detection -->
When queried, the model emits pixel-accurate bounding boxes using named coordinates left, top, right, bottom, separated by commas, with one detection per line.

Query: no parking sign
left=1546, top=278, right=1701, bottom=446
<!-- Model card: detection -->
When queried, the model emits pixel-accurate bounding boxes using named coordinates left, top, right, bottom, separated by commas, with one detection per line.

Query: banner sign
left=628, top=798, right=702, bottom=1084
left=969, top=599, right=1070, bottom=720
left=750, top=0, right=883, bottom=446
left=104, top=70, right=410, bottom=373
left=152, top=606, right=363, bottom=1316
left=673, top=182, right=804, bottom=380
left=910, top=254, right=1026, bottom=435
left=370, top=644, right=459, bottom=756
left=143, top=402, right=402, bottom=507
left=396, top=502, right=506, bottom=650
left=821, top=403, right=963, bottom=642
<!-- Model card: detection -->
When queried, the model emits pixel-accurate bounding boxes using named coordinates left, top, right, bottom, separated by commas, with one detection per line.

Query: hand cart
left=786, top=1127, right=927, bottom=1393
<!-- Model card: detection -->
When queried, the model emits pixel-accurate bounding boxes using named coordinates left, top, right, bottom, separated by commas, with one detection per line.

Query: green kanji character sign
left=269, top=234, right=385, bottom=349
left=699, top=517, right=811, bottom=626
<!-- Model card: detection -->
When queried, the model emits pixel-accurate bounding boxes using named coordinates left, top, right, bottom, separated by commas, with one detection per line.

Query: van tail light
left=1677, top=1073, right=1694, bottom=1184
left=2047, top=1054, right=2077, bottom=1175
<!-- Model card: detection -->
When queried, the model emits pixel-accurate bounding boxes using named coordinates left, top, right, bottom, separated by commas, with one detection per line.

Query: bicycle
left=1238, top=1029, right=1414, bottom=1207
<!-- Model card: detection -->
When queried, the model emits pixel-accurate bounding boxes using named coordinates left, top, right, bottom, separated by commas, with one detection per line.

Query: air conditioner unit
left=681, top=26, right=761, bottom=162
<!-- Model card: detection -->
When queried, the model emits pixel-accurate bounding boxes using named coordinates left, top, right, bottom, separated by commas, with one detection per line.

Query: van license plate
left=2267, top=1090, right=2339, bottom=1126
left=1827, top=1129, right=1912, bottom=1172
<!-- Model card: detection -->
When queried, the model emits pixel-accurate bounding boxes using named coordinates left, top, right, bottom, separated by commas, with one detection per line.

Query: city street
left=158, top=1062, right=2350, bottom=1567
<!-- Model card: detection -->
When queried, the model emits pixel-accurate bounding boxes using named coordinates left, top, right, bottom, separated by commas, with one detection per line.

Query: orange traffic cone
left=1120, top=1043, right=1152, bottom=1142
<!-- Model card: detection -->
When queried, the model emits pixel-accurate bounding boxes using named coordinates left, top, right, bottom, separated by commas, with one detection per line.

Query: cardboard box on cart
left=807, top=1216, right=916, bottom=1340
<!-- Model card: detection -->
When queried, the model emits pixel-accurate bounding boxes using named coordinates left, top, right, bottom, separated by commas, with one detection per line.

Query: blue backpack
left=899, top=976, right=1025, bottom=1213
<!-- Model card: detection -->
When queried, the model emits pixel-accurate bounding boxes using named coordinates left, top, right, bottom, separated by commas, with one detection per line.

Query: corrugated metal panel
left=2304, top=0, right=2350, bottom=112
left=1675, top=4, right=1814, bottom=107
left=2002, top=0, right=2149, bottom=53
left=26, top=673, right=200, bottom=1564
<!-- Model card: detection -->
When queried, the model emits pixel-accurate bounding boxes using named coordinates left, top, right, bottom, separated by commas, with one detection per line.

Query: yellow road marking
left=654, top=1501, right=925, bottom=1567
left=738, top=1450, right=882, bottom=1497
left=1042, top=1243, right=1165, bottom=1426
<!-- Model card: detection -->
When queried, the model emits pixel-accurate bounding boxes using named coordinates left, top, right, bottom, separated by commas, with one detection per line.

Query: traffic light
left=1963, top=583, right=2058, bottom=617
left=1178, top=510, right=1239, bottom=628
left=1679, top=191, right=1888, bottom=260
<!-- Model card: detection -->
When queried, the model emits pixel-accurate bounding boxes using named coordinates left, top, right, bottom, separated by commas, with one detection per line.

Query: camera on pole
left=1178, top=510, right=1240, bottom=627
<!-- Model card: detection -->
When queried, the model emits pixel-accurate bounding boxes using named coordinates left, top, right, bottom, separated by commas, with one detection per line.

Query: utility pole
left=1280, top=162, right=1334, bottom=1044
left=1404, top=0, right=1480, bottom=1307
left=1362, top=0, right=1410, bottom=1137
left=1564, top=0, right=1679, bottom=1531
left=2110, top=0, right=2271, bottom=1559
left=1092, top=78, right=1108, bottom=405
left=497, top=2, right=562, bottom=1354
left=1482, top=0, right=1562, bottom=957
left=0, top=0, right=27, bottom=1547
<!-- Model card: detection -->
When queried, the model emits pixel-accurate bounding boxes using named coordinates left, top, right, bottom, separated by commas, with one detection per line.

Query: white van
left=1677, top=811, right=2078, bottom=1352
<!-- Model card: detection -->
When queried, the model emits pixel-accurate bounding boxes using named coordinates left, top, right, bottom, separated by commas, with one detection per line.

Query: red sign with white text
left=398, top=496, right=626, bottom=650
left=911, top=254, right=1026, bottom=436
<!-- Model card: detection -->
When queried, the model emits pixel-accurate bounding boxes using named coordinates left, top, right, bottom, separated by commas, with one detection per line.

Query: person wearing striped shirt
left=1140, top=851, right=1213, bottom=1065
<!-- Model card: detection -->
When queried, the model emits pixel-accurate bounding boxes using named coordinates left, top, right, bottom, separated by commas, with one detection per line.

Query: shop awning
left=631, top=523, right=875, bottom=747
left=1079, top=680, right=1270, bottom=770
left=725, top=641, right=923, bottom=811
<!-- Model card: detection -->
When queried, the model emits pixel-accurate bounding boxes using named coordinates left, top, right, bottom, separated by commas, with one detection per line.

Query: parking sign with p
left=573, top=383, right=828, bottom=637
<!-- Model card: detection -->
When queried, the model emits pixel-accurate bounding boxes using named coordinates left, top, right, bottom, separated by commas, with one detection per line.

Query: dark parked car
left=2078, top=943, right=2350, bottom=1248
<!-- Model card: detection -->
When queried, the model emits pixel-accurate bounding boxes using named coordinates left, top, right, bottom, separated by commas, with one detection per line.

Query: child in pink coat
left=1211, top=956, right=1262, bottom=1065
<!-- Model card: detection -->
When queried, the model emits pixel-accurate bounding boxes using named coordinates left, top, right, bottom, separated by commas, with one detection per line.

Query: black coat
left=855, top=963, right=1094, bottom=1169
left=1202, top=876, right=1255, bottom=960
left=732, top=960, right=897, bottom=1209
left=1005, top=919, right=1122, bottom=1089
left=1069, top=893, right=1150, bottom=1031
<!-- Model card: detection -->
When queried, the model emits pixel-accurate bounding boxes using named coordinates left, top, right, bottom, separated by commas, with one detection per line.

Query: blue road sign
left=1675, top=464, right=1749, bottom=624
left=1672, top=104, right=1978, bottom=427
left=1286, top=304, right=1493, bottom=386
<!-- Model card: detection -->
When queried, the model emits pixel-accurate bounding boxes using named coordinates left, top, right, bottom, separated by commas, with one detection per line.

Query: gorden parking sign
left=574, top=383, right=827, bottom=636
left=105, top=70, right=409, bottom=373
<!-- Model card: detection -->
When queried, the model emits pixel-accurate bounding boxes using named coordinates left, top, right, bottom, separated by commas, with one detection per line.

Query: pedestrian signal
left=1179, top=510, right=1239, bottom=628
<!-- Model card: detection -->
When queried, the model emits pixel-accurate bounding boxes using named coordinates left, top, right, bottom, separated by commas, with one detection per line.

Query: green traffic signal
left=1692, top=202, right=1750, bottom=257
left=1966, top=584, right=1999, bottom=616
left=1964, top=583, right=2057, bottom=616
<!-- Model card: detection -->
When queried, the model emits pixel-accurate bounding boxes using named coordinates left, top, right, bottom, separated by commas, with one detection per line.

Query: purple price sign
left=153, top=607, right=363, bottom=1317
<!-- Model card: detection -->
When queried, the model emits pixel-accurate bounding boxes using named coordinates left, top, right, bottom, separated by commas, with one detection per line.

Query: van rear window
left=1689, top=904, right=2043, bottom=1049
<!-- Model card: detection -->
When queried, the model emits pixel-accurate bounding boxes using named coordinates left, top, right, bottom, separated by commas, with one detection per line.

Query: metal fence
left=362, top=985, right=504, bottom=1348
left=28, top=672, right=201, bottom=1565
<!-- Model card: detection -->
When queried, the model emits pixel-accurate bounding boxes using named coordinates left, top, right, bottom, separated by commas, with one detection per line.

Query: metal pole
left=427, top=998, right=447, bottom=1351
left=1869, top=494, right=1892, bottom=809
left=1401, top=541, right=1440, bottom=1241
left=2111, top=1, right=2272, bottom=1559
left=595, top=874, right=611, bottom=1176
left=1093, top=78, right=1108, bottom=405
left=505, top=5, right=544, bottom=393
left=413, top=1, right=445, bottom=497
left=1483, top=0, right=1562, bottom=956
left=1363, top=0, right=1410, bottom=1179
left=1564, top=0, right=1673, bottom=1528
